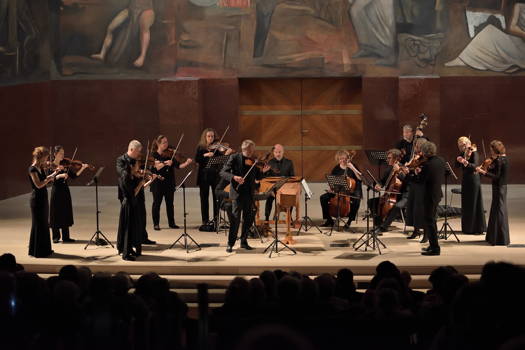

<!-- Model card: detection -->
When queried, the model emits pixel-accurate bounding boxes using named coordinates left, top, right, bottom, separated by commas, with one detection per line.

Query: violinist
left=28, top=147, right=56, bottom=258
left=196, top=128, right=233, bottom=229
left=476, top=140, right=509, bottom=246
left=416, top=142, right=445, bottom=256
left=117, top=159, right=158, bottom=261
left=151, top=135, right=193, bottom=233
left=456, top=136, right=486, bottom=235
left=262, top=144, right=295, bottom=222
left=116, top=140, right=142, bottom=202
left=220, top=140, right=263, bottom=252
left=320, top=150, right=362, bottom=228
left=369, top=149, right=407, bottom=235
left=49, top=146, right=89, bottom=243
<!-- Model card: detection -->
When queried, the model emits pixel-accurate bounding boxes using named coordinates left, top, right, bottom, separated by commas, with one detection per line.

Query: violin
left=478, top=157, right=494, bottom=173
left=60, top=158, right=95, bottom=171
left=134, top=168, right=164, bottom=181
left=160, top=147, right=188, bottom=163
left=208, top=141, right=233, bottom=153
left=404, top=153, right=427, bottom=170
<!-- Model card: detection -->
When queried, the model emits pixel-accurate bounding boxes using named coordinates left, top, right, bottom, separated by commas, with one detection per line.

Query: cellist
left=369, top=149, right=408, bottom=235
left=320, top=150, right=362, bottom=228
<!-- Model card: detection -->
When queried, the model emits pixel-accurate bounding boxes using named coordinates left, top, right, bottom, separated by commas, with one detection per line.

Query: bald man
left=262, top=144, right=295, bottom=221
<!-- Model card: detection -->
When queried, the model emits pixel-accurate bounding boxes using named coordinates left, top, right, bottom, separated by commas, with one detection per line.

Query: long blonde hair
left=32, top=146, right=49, bottom=166
left=198, top=128, right=217, bottom=148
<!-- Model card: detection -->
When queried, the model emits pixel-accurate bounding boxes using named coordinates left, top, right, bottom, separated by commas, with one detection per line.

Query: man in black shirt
left=220, top=140, right=263, bottom=252
left=262, top=144, right=295, bottom=221
left=116, top=140, right=142, bottom=201
left=416, top=142, right=445, bottom=256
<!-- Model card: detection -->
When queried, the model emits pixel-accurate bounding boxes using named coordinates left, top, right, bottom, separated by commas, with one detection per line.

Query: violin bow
left=170, top=133, right=184, bottom=162
left=235, top=159, right=258, bottom=191
left=143, top=140, right=151, bottom=175
left=71, top=147, right=78, bottom=161
left=482, top=138, right=487, bottom=160
left=212, top=125, right=230, bottom=157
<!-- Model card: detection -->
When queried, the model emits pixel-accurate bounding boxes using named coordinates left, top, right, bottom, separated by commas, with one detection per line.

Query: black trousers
left=228, top=195, right=255, bottom=247
left=52, top=227, right=70, bottom=241
left=424, top=201, right=440, bottom=250
left=152, top=186, right=175, bottom=227
left=369, top=192, right=409, bottom=230
left=199, top=182, right=218, bottom=224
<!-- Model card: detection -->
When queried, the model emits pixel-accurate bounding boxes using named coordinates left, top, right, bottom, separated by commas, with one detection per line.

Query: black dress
left=117, top=173, right=142, bottom=258
left=151, top=151, right=180, bottom=227
left=456, top=151, right=486, bottom=234
left=484, top=156, right=510, bottom=246
left=28, top=166, right=53, bottom=257
left=196, top=146, right=222, bottom=224
left=50, top=168, right=77, bottom=240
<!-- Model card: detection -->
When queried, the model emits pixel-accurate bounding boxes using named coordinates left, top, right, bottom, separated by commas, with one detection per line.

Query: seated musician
left=320, top=150, right=362, bottom=228
left=262, top=144, right=295, bottom=221
left=215, top=177, right=233, bottom=225
left=369, top=149, right=409, bottom=235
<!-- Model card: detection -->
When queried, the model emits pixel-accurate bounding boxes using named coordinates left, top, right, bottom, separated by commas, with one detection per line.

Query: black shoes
left=421, top=248, right=440, bottom=256
left=143, top=239, right=156, bottom=245
left=169, top=224, right=180, bottom=229
left=240, top=241, right=254, bottom=250
left=321, top=220, right=334, bottom=227
left=406, top=231, right=420, bottom=240
left=153, top=225, right=161, bottom=231
left=226, top=246, right=233, bottom=253
left=123, top=255, right=136, bottom=261
left=63, top=238, right=76, bottom=243
left=420, top=235, right=428, bottom=243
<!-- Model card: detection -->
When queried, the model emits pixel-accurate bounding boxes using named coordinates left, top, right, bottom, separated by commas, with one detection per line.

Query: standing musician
left=369, top=149, right=408, bottom=235
left=220, top=140, right=265, bottom=252
left=151, top=135, right=193, bottom=232
left=262, top=144, right=295, bottom=222
left=195, top=128, right=234, bottom=229
left=476, top=140, right=509, bottom=246
left=116, top=140, right=143, bottom=201
left=395, top=124, right=425, bottom=164
left=49, top=146, right=89, bottom=243
left=117, top=158, right=158, bottom=261
left=320, top=150, right=362, bottom=228
left=416, top=142, right=445, bottom=256
left=456, top=136, right=486, bottom=235
left=28, top=147, right=56, bottom=258
left=405, top=138, right=429, bottom=242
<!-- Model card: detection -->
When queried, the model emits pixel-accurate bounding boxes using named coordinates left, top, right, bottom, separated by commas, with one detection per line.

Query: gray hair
left=402, top=124, right=413, bottom=131
left=128, top=140, right=142, bottom=151
left=420, top=141, right=437, bottom=157
left=241, top=139, right=255, bottom=150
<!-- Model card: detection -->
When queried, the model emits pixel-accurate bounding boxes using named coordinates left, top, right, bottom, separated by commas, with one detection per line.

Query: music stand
left=365, top=150, right=387, bottom=181
left=439, top=162, right=460, bottom=242
left=325, top=174, right=353, bottom=235
left=85, top=167, right=113, bottom=249
left=263, top=178, right=297, bottom=258
left=170, top=171, right=201, bottom=253
left=296, top=179, right=321, bottom=234
left=353, top=170, right=387, bottom=254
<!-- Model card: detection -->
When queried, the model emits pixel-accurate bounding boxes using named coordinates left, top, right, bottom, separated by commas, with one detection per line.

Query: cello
left=328, top=151, right=358, bottom=218
left=378, top=156, right=403, bottom=219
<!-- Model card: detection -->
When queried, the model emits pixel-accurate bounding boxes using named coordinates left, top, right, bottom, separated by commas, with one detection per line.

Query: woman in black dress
left=151, top=134, right=192, bottom=231
left=456, top=137, right=486, bottom=235
left=476, top=140, right=510, bottom=246
left=28, top=147, right=57, bottom=258
left=49, top=146, right=89, bottom=243
left=195, top=128, right=233, bottom=228
left=117, top=160, right=157, bottom=261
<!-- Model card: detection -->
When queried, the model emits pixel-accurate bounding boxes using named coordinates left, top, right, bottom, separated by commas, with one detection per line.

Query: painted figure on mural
left=0, top=0, right=39, bottom=76
left=446, top=3, right=525, bottom=72
left=91, top=0, right=155, bottom=68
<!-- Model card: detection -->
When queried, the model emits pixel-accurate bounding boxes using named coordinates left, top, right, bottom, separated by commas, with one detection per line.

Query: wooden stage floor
left=1, top=184, right=525, bottom=278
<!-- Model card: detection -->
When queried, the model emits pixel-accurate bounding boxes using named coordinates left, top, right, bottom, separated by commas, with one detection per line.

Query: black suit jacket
left=417, top=155, right=445, bottom=208
left=220, top=153, right=262, bottom=200
left=266, top=157, right=295, bottom=177
left=116, top=153, right=135, bottom=201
